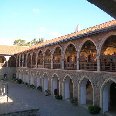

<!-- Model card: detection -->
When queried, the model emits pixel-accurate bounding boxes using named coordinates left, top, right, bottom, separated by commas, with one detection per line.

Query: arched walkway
left=100, top=35, right=116, bottom=72
left=36, top=77, right=42, bottom=88
left=51, top=74, right=59, bottom=95
left=102, top=79, right=116, bottom=113
left=37, top=50, right=43, bottom=68
left=64, top=44, right=77, bottom=70
left=64, top=76, right=73, bottom=99
left=79, top=78, right=93, bottom=105
left=44, top=49, right=51, bottom=69
left=53, top=47, right=61, bottom=69
left=79, top=40, right=97, bottom=71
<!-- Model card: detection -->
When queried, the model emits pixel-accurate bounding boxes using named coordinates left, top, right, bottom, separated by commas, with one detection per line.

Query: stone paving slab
left=0, top=81, right=103, bottom=116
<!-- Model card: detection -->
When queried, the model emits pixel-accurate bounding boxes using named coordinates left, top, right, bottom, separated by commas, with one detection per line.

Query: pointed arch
left=64, top=43, right=77, bottom=70
left=79, top=40, right=97, bottom=71
left=53, top=46, right=62, bottom=69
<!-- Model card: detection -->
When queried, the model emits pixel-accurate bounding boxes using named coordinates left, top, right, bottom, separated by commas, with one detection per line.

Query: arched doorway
left=64, top=76, right=73, bottom=99
left=100, top=35, right=116, bottom=72
left=79, top=40, right=97, bottom=71
left=27, top=53, right=31, bottom=68
left=23, top=54, right=26, bottom=67
left=44, top=49, right=51, bottom=69
left=80, top=78, right=93, bottom=105
left=32, top=52, right=36, bottom=68
left=52, top=74, right=59, bottom=95
left=102, top=80, right=116, bottom=113
left=65, top=44, right=77, bottom=70
left=37, top=50, right=43, bottom=68
left=53, top=47, right=61, bottom=69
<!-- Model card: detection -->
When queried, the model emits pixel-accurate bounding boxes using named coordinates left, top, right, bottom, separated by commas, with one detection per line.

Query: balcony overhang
left=87, top=0, right=116, bottom=19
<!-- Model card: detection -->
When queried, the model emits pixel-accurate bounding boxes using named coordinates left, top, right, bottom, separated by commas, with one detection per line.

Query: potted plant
left=70, top=97, right=78, bottom=106
left=55, top=95, right=62, bottom=100
left=88, top=105, right=101, bottom=114
left=37, top=86, right=42, bottom=92
left=44, top=89, right=51, bottom=96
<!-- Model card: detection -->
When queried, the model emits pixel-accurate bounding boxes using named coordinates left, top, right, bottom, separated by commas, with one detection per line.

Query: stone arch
left=64, top=42, right=77, bottom=52
left=63, top=74, right=74, bottom=99
left=79, top=39, right=97, bottom=71
left=32, top=51, right=36, bottom=68
left=79, top=77, right=94, bottom=105
left=53, top=46, right=62, bottom=69
left=44, top=49, right=51, bottom=69
left=51, top=73, right=59, bottom=95
left=78, top=38, right=97, bottom=53
left=100, top=78, right=116, bottom=113
left=99, top=35, right=116, bottom=72
left=27, top=53, right=31, bottom=68
left=64, top=43, right=77, bottom=70
left=52, top=45, right=62, bottom=54
left=37, top=50, right=43, bottom=67
left=99, top=34, right=116, bottom=54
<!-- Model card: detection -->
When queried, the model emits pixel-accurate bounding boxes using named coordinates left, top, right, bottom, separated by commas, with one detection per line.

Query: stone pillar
left=77, top=52, right=80, bottom=70
left=51, top=53, right=53, bottom=69
left=19, top=55, right=21, bottom=67
left=25, top=54, right=28, bottom=67
left=30, top=54, right=32, bottom=68
left=43, top=53, right=45, bottom=68
left=35, top=52, right=38, bottom=68
left=97, top=52, right=100, bottom=71
left=61, top=50, right=65, bottom=69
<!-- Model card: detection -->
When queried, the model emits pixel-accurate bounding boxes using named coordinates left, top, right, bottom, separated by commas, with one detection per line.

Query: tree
left=13, top=38, right=44, bottom=46
left=13, top=39, right=26, bottom=46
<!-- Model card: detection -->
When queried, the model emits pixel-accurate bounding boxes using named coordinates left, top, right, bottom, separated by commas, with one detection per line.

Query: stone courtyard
left=0, top=80, right=103, bottom=116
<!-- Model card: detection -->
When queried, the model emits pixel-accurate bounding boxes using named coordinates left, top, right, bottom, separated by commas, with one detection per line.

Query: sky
left=0, top=0, right=114, bottom=45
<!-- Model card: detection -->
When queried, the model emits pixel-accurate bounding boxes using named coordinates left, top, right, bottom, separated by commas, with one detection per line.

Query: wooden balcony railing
left=53, top=63, right=61, bottom=69
left=80, top=62, right=97, bottom=71
left=37, top=64, right=44, bottom=68
left=101, top=62, right=116, bottom=72
left=44, top=63, right=51, bottom=69
left=64, top=62, right=77, bottom=70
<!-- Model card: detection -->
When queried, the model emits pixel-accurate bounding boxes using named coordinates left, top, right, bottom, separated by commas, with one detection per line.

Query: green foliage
left=16, top=79, right=22, bottom=84
left=70, top=97, right=78, bottom=105
left=30, top=84, right=36, bottom=89
left=55, top=95, right=62, bottom=100
left=13, top=38, right=44, bottom=46
left=44, top=89, right=51, bottom=96
left=88, top=105, right=101, bottom=114
left=37, top=86, right=42, bottom=92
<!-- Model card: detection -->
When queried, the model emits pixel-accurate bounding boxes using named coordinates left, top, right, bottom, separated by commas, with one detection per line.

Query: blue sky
left=0, top=0, right=113, bottom=45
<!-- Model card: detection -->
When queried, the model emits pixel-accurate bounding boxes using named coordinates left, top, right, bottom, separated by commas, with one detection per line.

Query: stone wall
left=16, top=67, right=116, bottom=107
left=0, top=67, right=16, bottom=80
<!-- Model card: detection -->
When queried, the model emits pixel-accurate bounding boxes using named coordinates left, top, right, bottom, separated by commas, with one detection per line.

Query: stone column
left=43, top=53, right=45, bottom=68
left=61, top=50, right=65, bottom=69
left=19, top=55, right=21, bottom=67
left=30, top=53, right=32, bottom=68
left=77, top=52, right=80, bottom=70
left=97, top=51, right=100, bottom=71
left=25, top=53, right=28, bottom=67
left=51, top=53, right=53, bottom=69
left=35, top=52, right=38, bottom=68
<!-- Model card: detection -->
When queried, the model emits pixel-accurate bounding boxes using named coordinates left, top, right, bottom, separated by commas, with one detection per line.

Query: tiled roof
left=19, top=20, right=116, bottom=54
left=0, top=45, right=29, bottom=55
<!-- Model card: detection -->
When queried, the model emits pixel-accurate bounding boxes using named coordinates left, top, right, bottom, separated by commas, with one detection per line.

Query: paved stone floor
left=0, top=81, right=103, bottom=116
